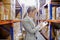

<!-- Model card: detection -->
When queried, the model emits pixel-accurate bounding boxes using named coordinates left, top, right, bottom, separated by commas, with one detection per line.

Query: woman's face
left=28, top=8, right=37, bottom=18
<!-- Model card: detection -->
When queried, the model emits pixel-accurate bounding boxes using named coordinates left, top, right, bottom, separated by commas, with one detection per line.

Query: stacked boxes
left=52, top=7, right=56, bottom=20
left=2, top=0, right=11, bottom=20
left=4, top=0, right=16, bottom=20
left=44, top=8, right=48, bottom=19
left=0, top=0, right=16, bottom=20
left=56, top=7, right=60, bottom=20
left=2, top=0, right=11, bottom=3
left=0, top=2, right=4, bottom=20
left=4, top=4, right=11, bottom=20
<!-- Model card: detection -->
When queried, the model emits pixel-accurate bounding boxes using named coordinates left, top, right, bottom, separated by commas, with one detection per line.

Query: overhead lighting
left=18, top=0, right=36, bottom=6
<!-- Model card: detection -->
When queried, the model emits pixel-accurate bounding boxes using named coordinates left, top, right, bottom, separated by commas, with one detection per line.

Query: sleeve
left=22, top=20, right=40, bottom=34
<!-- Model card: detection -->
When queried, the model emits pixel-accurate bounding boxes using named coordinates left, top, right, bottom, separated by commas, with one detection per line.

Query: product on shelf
left=4, top=4, right=11, bottom=20
left=2, top=0, right=10, bottom=3
left=44, top=8, right=48, bottom=19
left=4, top=8, right=9, bottom=20
left=0, top=2, right=2, bottom=20
left=56, top=7, right=60, bottom=20
left=2, top=0, right=16, bottom=20
left=0, top=2, right=4, bottom=20
left=52, top=7, right=56, bottom=20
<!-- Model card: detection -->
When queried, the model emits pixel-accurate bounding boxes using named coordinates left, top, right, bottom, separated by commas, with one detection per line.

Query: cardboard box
left=2, top=0, right=11, bottom=3
left=52, top=7, right=56, bottom=20
left=56, top=7, right=60, bottom=20
left=0, top=2, right=4, bottom=20
left=0, top=2, right=12, bottom=20
left=0, top=2, right=2, bottom=20
left=45, top=8, right=48, bottom=19
left=3, top=0, right=16, bottom=20
left=4, top=4, right=11, bottom=20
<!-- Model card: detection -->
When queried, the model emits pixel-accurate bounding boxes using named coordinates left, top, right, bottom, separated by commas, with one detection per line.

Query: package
left=0, top=2, right=2, bottom=20
left=2, top=0, right=11, bottom=3
left=0, top=1, right=12, bottom=20
left=4, top=4, right=11, bottom=20
left=2, top=0, right=16, bottom=20
left=44, top=8, right=48, bottom=19
left=0, top=2, right=5, bottom=20
left=52, top=7, right=56, bottom=20
left=56, top=7, right=60, bottom=20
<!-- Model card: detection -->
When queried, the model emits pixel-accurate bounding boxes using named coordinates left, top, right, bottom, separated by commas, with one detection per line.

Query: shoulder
left=22, top=18, right=29, bottom=23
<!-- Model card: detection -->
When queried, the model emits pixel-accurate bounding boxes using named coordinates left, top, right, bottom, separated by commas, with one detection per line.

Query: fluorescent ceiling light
left=18, top=0, right=36, bottom=6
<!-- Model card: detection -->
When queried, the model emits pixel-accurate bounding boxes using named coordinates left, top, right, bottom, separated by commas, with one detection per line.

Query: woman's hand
left=42, top=21, right=48, bottom=27
left=39, top=21, right=48, bottom=30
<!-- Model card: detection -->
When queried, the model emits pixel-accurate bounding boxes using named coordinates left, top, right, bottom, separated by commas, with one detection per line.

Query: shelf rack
left=40, top=0, right=60, bottom=40
left=0, top=0, right=23, bottom=40
left=0, top=20, right=21, bottom=40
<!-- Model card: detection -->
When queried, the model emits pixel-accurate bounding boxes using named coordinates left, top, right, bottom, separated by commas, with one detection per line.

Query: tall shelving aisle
left=39, top=0, right=60, bottom=40
left=0, top=0, right=23, bottom=40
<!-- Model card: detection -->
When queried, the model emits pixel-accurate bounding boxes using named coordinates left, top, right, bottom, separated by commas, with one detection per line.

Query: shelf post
left=48, top=3, right=53, bottom=40
left=20, top=6, right=22, bottom=32
left=10, top=23, right=14, bottom=40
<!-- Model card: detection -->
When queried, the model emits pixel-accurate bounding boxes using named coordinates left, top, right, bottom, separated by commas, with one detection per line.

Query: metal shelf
left=46, top=20, right=60, bottom=23
left=0, top=20, right=21, bottom=25
left=41, top=2, right=60, bottom=8
left=40, top=1, right=60, bottom=40
left=0, top=20, right=21, bottom=40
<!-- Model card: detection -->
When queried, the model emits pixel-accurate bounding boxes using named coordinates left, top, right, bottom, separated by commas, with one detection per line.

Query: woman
left=22, top=7, right=47, bottom=40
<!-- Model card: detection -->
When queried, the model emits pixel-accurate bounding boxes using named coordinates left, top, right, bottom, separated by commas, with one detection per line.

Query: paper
left=36, top=21, right=48, bottom=30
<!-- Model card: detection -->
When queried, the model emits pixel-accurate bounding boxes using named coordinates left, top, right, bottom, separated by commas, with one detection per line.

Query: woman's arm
left=22, top=20, right=40, bottom=34
left=22, top=20, right=48, bottom=34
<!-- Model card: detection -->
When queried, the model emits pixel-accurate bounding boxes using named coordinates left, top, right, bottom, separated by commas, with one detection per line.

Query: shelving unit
left=39, top=0, right=60, bottom=40
left=0, top=20, right=21, bottom=40
left=0, top=0, right=16, bottom=20
left=0, top=0, right=23, bottom=40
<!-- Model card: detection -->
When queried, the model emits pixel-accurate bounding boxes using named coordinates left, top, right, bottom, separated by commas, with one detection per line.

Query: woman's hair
left=23, top=7, right=36, bottom=18
left=23, top=13, right=27, bottom=18
left=27, top=7, right=36, bottom=14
